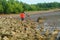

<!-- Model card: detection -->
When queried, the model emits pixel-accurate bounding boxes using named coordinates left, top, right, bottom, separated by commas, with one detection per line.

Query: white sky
left=19, top=0, right=60, bottom=4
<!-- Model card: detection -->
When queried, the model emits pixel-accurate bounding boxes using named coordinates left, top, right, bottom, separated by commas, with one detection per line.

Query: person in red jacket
left=20, top=12, right=25, bottom=21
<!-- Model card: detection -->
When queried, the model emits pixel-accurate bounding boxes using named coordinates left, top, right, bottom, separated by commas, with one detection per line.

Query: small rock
left=3, top=36, right=9, bottom=40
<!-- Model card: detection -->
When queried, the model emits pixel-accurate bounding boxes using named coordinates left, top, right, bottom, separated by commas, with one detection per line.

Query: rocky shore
left=0, top=17, right=59, bottom=40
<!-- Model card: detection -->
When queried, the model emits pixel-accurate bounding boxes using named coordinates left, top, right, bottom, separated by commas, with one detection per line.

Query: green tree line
left=0, top=0, right=60, bottom=14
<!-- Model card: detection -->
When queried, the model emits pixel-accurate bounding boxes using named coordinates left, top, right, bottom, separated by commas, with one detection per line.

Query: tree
left=30, top=5, right=37, bottom=11
left=0, top=0, right=60, bottom=14
left=0, top=0, right=4, bottom=13
left=2, top=0, right=7, bottom=13
left=0, top=4, right=4, bottom=13
left=23, top=3, right=32, bottom=11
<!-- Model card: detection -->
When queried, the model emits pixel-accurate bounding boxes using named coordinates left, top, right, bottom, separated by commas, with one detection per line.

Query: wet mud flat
left=30, top=11, right=60, bottom=40
left=30, top=11, right=60, bottom=30
left=44, top=15, right=60, bottom=39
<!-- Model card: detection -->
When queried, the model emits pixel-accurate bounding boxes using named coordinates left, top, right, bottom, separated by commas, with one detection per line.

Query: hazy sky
left=19, top=0, right=60, bottom=4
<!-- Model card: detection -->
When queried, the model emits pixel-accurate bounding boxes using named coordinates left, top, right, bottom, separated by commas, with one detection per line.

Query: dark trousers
left=21, top=18, right=24, bottom=21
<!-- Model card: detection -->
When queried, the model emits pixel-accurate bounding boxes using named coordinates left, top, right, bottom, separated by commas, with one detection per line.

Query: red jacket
left=20, top=13, right=25, bottom=18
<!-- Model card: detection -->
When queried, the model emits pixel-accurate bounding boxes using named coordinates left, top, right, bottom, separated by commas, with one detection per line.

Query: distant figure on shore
left=20, top=12, right=25, bottom=21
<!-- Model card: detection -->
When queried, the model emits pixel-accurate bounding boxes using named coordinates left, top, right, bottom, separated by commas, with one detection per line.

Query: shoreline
left=0, top=9, right=60, bottom=16
left=25, top=9, right=60, bottom=15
